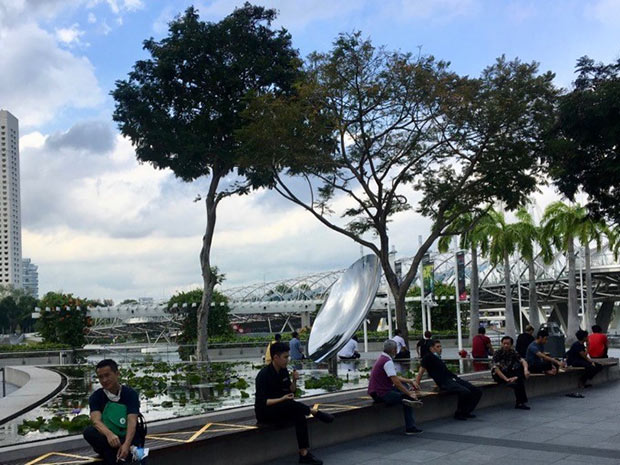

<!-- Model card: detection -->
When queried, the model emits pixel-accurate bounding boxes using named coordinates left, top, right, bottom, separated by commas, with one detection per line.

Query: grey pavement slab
left=261, top=378, right=620, bottom=464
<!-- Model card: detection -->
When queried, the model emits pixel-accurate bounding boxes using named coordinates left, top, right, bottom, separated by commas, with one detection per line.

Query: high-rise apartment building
left=22, top=258, right=38, bottom=297
left=0, top=110, right=22, bottom=288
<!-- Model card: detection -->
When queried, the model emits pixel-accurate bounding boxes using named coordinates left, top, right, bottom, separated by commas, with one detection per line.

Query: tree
left=0, top=286, right=38, bottom=333
left=541, top=202, right=585, bottom=343
left=112, top=5, right=301, bottom=362
left=407, top=283, right=468, bottom=332
left=168, top=288, right=232, bottom=360
left=546, top=57, right=620, bottom=223
left=438, top=212, right=490, bottom=344
left=240, top=37, right=557, bottom=346
left=512, top=208, right=553, bottom=330
left=476, top=209, right=531, bottom=338
left=36, top=292, right=91, bottom=348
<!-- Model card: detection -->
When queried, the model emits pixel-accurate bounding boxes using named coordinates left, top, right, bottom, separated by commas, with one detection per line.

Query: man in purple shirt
left=368, top=340, right=423, bottom=435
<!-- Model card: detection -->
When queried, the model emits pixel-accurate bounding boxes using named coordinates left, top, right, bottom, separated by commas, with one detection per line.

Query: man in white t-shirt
left=392, top=329, right=411, bottom=360
left=338, top=336, right=361, bottom=359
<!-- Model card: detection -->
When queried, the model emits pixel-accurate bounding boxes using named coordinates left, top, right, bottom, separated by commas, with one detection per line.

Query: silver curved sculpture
left=308, top=254, right=382, bottom=362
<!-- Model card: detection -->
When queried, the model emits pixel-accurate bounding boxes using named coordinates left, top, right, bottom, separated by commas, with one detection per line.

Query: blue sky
left=1, top=0, right=619, bottom=301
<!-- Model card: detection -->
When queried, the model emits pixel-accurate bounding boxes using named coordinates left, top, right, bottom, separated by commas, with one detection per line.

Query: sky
left=1, top=0, right=619, bottom=302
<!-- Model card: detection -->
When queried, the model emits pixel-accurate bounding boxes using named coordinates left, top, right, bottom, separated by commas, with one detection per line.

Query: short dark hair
left=501, top=336, right=514, bottom=344
left=536, top=329, right=549, bottom=339
left=394, top=329, right=402, bottom=336
left=576, top=329, right=589, bottom=341
left=274, top=333, right=281, bottom=341
left=592, top=325, right=603, bottom=333
left=96, top=359, right=119, bottom=372
left=525, top=325, right=534, bottom=332
left=478, top=327, right=486, bottom=334
left=270, top=341, right=289, bottom=358
left=431, top=339, right=441, bottom=347
left=424, top=331, right=432, bottom=338
left=291, top=331, right=298, bottom=339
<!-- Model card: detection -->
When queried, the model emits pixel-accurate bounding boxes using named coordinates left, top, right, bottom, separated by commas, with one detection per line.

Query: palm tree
left=573, top=211, right=608, bottom=329
left=513, top=208, right=553, bottom=330
left=438, top=212, right=489, bottom=345
left=542, top=202, right=584, bottom=344
left=476, top=209, right=527, bottom=339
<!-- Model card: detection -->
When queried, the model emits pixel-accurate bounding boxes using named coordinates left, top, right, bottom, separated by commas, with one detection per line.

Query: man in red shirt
left=472, top=327, right=494, bottom=358
left=588, top=325, right=609, bottom=359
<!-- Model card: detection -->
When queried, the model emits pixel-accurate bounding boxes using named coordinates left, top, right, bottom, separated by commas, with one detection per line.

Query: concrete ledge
left=0, top=366, right=65, bottom=425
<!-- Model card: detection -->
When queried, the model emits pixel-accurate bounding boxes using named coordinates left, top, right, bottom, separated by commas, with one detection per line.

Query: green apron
left=102, top=401, right=128, bottom=437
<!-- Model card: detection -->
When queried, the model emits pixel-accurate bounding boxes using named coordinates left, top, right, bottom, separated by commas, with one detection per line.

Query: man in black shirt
left=83, top=359, right=143, bottom=465
left=515, top=325, right=535, bottom=358
left=416, top=331, right=433, bottom=358
left=566, top=329, right=604, bottom=388
left=414, top=340, right=482, bottom=420
left=492, top=336, right=531, bottom=410
left=255, top=342, right=334, bottom=465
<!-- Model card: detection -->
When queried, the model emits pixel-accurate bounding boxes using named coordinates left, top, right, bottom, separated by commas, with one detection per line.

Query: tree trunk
left=585, top=243, right=595, bottom=330
left=196, top=174, right=221, bottom=363
left=469, top=244, right=480, bottom=345
left=566, top=237, right=580, bottom=345
left=527, top=257, right=540, bottom=330
left=503, top=250, right=516, bottom=338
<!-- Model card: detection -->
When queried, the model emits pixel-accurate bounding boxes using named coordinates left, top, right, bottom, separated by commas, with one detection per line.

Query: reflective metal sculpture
left=308, top=254, right=382, bottom=362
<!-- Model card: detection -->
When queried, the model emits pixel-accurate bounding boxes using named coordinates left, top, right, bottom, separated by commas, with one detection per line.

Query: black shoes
left=405, top=427, right=423, bottom=435
left=515, top=403, right=531, bottom=410
left=454, top=413, right=468, bottom=421
left=299, top=452, right=323, bottom=464
left=313, top=410, right=335, bottom=423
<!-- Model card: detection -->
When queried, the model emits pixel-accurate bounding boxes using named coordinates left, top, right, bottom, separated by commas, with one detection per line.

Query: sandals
left=565, top=392, right=584, bottom=398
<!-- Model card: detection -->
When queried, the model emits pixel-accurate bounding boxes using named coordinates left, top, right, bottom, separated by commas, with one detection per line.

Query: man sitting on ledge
left=567, top=329, right=604, bottom=388
left=255, top=342, right=334, bottom=465
left=368, top=340, right=423, bottom=435
left=415, top=340, right=482, bottom=421
left=83, top=359, right=141, bottom=465
left=492, top=336, right=531, bottom=410
left=526, top=329, right=563, bottom=375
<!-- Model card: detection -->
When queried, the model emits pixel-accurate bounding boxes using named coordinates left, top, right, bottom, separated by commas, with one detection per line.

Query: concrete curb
left=0, top=366, right=66, bottom=426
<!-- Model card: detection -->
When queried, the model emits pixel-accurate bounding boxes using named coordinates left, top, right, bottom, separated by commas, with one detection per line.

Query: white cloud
left=55, top=23, right=85, bottom=45
left=88, top=12, right=97, bottom=23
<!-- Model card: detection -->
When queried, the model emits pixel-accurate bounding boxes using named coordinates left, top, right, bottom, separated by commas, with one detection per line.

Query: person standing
left=368, top=340, right=423, bottom=435
left=416, top=331, right=433, bottom=359
left=392, top=329, right=411, bottom=360
left=83, top=359, right=143, bottom=465
left=588, top=325, right=609, bottom=359
left=414, top=340, right=482, bottom=420
left=492, top=336, right=531, bottom=410
left=567, top=329, right=604, bottom=388
left=289, top=331, right=304, bottom=361
left=516, top=325, right=535, bottom=358
left=255, top=342, right=334, bottom=465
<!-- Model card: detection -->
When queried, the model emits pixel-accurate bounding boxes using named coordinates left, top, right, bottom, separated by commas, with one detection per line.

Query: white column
left=454, top=251, right=463, bottom=352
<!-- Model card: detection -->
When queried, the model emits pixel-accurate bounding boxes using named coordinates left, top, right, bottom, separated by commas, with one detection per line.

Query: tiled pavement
left=261, top=380, right=620, bottom=464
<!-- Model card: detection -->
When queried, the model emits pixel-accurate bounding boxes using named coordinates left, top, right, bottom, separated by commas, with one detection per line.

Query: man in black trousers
left=414, top=340, right=482, bottom=420
left=492, top=336, right=531, bottom=410
left=255, top=342, right=334, bottom=465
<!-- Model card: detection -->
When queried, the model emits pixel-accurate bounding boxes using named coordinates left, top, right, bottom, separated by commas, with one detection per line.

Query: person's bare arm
left=521, top=359, right=530, bottom=378
left=391, top=376, right=415, bottom=397
left=266, top=393, right=294, bottom=406
left=536, top=351, right=561, bottom=366
left=486, top=341, right=495, bottom=355
left=117, top=414, right=137, bottom=461
left=414, top=366, right=426, bottom=389
left=90, top=411, right=120, bottom=448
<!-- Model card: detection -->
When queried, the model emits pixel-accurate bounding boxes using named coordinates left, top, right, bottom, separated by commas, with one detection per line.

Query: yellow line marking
left=25, top=452, right=101, bottom=465
left=187, top=422, right=213, bottom=442
left=146, top=430, right=195, bottom=436
left=146, top=435, right=189, bottom=443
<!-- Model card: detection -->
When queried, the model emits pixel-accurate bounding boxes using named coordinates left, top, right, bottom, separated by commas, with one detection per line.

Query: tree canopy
left=546, top=56, right=620, bottom=223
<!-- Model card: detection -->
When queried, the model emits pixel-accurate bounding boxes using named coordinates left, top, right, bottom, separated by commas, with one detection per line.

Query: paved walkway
left=262, top=379, right=620, bottom=464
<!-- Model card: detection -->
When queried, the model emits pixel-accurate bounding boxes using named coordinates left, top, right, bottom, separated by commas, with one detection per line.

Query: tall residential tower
left=0, top=110, right=22, bottom=288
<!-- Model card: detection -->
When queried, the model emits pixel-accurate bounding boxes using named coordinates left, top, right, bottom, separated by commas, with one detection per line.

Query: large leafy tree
left=546, top=57, right=620, bottom=223
left=112, top=5, right=301, bottom=362
left=240, top=35, right=557, bottom=344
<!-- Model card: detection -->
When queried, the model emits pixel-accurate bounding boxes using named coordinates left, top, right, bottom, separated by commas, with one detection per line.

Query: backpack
left=135, top=413, right=147, bottom=447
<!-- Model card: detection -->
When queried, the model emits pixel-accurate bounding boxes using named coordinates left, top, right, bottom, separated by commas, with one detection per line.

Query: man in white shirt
left=338, top=336, right=361, bottom=359
left=392, top=329, right=411, bottom=360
